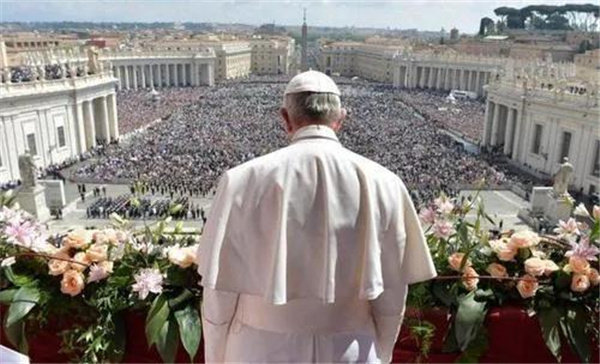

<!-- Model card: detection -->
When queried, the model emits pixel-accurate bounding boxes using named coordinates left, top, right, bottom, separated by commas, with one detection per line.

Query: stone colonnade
left=112, top=61, right=214, bottom=91
left=394, top=62, right=495, bottom=95
left=74, top=93, right=119, bottom=153
left=482, top=100, right=522, bottom=158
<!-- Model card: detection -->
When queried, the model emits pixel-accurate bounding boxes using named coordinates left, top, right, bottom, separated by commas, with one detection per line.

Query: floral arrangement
left=1, top=186, right=599, bottom=363
left=0, top=191, right=202, bottom=363
left=408, top=192, right=600, bottom=363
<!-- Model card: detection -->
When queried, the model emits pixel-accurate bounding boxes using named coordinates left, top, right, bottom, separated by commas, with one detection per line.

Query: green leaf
left=107, top=313, right=127, bottom=363
left=146, top=294, right=170, bottom=346
left=0, top=288, right=18, bottom=303
left=432, top=281, right=456, bottom=307
left=454, top=292, right=487, bottom=351
left=538, top=307, right=562, bottom=362
left=174, top=304, right=201, bottom=361
left=4, top=317, right=28, bottom=354
left=156, top=317, right=179, bottom=363
left=455, top=327, right=489, bottom=363
left=6, top=286, right=40, bottom=327
left=3, top=267, right=36, bottom=287
left=168, top=289, right=194, bottom=310
left=560, top=306, right=591, bottom=364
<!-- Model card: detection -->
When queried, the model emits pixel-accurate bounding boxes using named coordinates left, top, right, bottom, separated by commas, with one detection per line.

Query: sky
left=0, top=0, right=585, bottom=33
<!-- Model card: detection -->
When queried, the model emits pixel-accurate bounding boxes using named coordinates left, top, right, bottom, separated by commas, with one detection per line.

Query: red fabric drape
left=2, top=305, right=598, bottom=363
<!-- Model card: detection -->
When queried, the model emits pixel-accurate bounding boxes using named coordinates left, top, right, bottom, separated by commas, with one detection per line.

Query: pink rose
left=587, top=268, right=600, bottom=286
left=48, top=252, right=71, bottom=276
left=508, top=230, right=540, bottom=249
left=524, top=257, right=547, bottom=277
left=71, top=252, right=91, bottom=272
left=86, top=243, right=108, bottom=262
left=448, top=252, right=471, bottom=272
left=486, top=263, right=508, bottom=279
left=516, top=274, right=539, bottom=298
left=568, top=255, right=590, bottom=275
left=92, top=231, right=109, bottom=245
left=63, top=232, right=89, bottom=249
left=60, top=269, right=85, bottom=296
left=571, top=273, right=590, bottom=293
left=490, top=239, right=518, bottom=261
left=462, top=267, right=479, bottom=291
left=433, top=220, right=455, bottom=240
left=167, top=246, right=196, bottom=268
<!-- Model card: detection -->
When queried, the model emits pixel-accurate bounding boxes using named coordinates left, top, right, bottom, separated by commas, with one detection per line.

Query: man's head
left=280, top=71, right=347, bottom=135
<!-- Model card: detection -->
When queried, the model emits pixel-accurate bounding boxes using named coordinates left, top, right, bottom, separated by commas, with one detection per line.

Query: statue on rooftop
left=87, top=47, right=100, bottom=74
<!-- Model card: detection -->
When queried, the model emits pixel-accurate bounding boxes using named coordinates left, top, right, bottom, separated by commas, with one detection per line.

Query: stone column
left=182, top=63, right=188, bottom=86
left=74, top=102, right=87, bottom=153
left=490, top=103, right=500, bottom=146
left=503, top=108, right=515, bottom=155
left=98, top=96, right=110, bottom=143
left=115, top=66, right=122, bottom=91
left=107, top=93, right=119, bottom=141
left=141, top=64, right=146, bottom=89
left=123, top=65, right=130, bottom=89
left=512, top=108, right=522, bottom=160
left=149, top=64, right=155, bottom=88
left=204, top=63, right=215, bottom=86
left=83, top=100, right=96, bottom=148
left=132, top=66, right=138, bottom=90
left=157, top=64, right=162, bottom=88
left=482, top=101, right=492, bottom=146
left=467, top=70, right=473, bottom=91
left=427, top=67, right=434, bottom=88
left=175, top=64, right=180, bottom=86
left=444, top=68, right=450, bottom=90
left=475, top=71, right=481, bottom=95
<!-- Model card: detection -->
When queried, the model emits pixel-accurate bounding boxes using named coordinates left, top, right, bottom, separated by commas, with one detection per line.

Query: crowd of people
left=396, top=89, right=486, bottom=143
left=72, top=78, right=535, bottom=206
left=86, top=194, right=206, bottom=222
left=116, top=88, right=211, bottom=135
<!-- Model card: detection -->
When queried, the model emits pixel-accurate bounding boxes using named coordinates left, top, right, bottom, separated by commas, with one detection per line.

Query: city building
left=482, top=71, right=599, bottom=194
left=0, top=61, right=118, bottom=183
left=250, top=36, right=295, bottom=75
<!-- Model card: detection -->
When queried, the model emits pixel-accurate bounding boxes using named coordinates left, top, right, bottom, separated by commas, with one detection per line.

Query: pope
left=197, top=70, right=437, bottom=363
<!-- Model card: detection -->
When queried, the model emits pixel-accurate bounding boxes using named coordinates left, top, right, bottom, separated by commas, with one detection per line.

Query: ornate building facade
left=0, top=62, right=118, bottom=183
left=483, top=71, right=599, bottom=194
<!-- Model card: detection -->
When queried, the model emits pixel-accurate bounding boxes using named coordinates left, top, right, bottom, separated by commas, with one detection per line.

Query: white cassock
left=197, top=124, right=437, bottom=363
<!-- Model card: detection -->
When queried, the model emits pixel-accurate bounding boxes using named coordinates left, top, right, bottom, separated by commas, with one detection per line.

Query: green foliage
left=408, top=319, right=436, bottom=361
left=454, top=292, right=487, bottom=352
left=539, top=306, right=563, bottom=362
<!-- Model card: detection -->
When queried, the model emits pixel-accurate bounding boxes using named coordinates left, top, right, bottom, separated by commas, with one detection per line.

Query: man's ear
left=280, top=107, right=294, bottom=134
left=330, top=108, right=347, bottom=132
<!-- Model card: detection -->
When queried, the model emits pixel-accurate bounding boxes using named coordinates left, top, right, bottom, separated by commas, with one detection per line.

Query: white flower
left=1, top=257, right=16, bottom=267
left=573, top=203, right=590, bottom=218
left=131, top=268, right=163, bottom=300
left=88, top=261, right=114, bottom=283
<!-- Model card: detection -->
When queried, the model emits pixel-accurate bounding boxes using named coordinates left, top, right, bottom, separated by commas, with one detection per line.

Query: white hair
left=283, top=92, right=342, bottom=124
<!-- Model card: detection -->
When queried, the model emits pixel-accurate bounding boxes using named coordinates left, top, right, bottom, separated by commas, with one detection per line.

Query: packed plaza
left=68, top=80, right=529, bottom=209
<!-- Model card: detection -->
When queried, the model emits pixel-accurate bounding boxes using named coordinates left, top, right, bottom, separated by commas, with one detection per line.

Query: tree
left=562, top=4, right=599, bottom=31
left=479, top=17, right=495, bottom=36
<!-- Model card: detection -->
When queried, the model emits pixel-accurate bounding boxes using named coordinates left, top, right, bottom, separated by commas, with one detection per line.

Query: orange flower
left=60, top=269, right=85, bottom=296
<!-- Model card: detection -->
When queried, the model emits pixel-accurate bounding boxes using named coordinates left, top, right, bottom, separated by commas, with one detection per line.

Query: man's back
left=200, top=125, right=418, bottom=305
left=197, top=71, right=436, bottom=363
